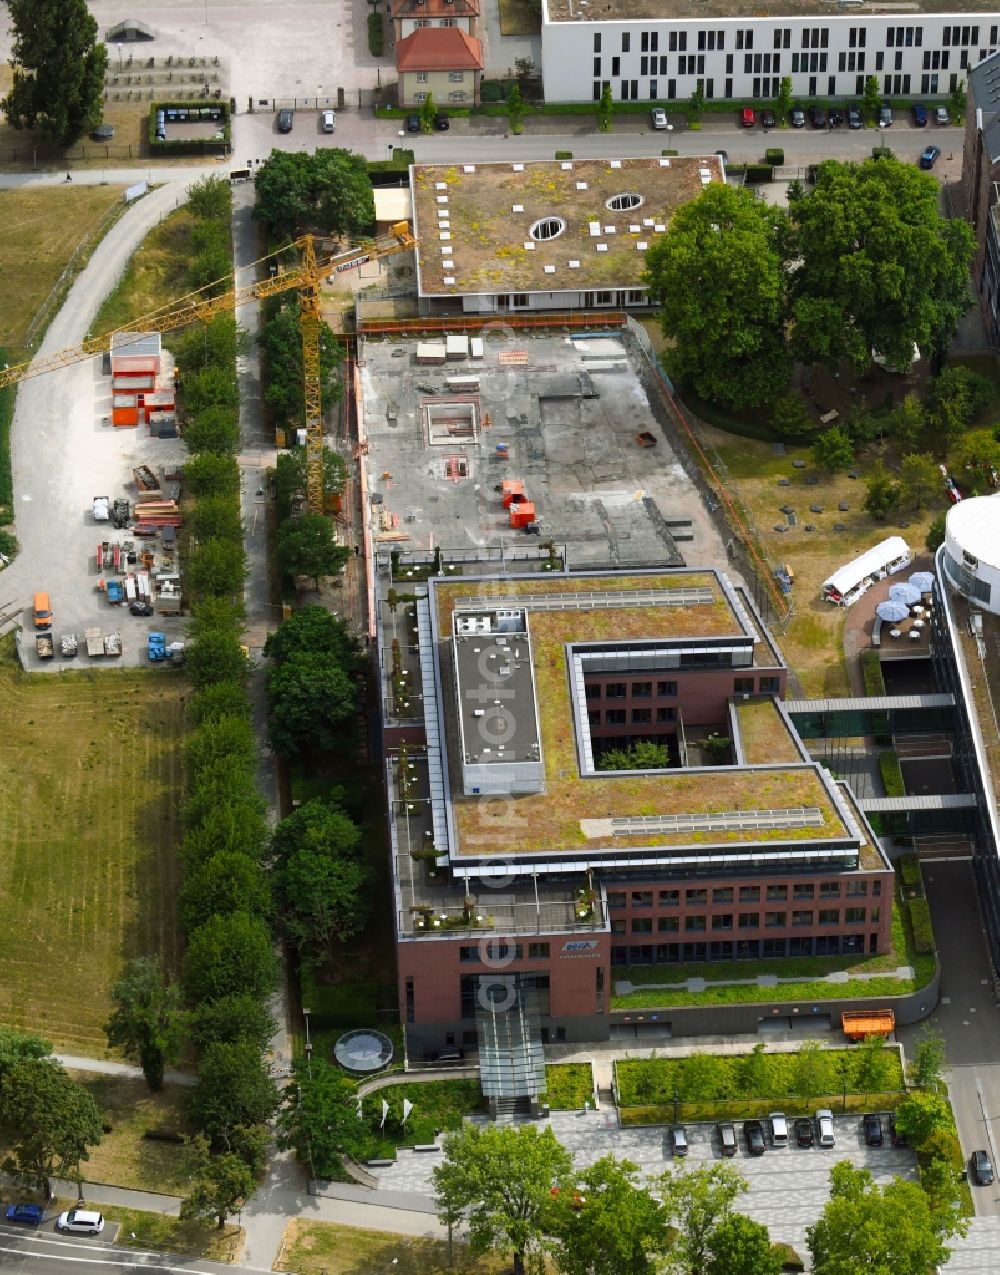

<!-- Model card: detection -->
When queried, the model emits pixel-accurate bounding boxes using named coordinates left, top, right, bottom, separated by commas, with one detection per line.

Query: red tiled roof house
left=395, top=27, right=483, bottom=107
left=390, top=0, right=480, bottom=43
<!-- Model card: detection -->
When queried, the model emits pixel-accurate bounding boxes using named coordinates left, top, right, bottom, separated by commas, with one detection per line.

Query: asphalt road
left=0, top=1222, right=259, bottom=1275
left=898, top=860, right=1000, bottom=1218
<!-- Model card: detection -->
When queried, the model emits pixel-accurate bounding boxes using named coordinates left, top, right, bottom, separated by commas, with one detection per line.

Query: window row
left=610, top=933, right=872, bottom=965
left=593, top=707, right=676, bottom=725
left=606, top=880, right=878, bottom=909
left=589, top=680, right=679, bottom=699
left=458, top=941, right=550, bottom=962
left=612, top=907, right=876, bottom=934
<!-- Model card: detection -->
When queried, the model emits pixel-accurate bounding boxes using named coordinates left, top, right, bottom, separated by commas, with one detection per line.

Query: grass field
left=90, top=206, right=198, bottom=337
left=0, top=186, right=126, bottom=353
left=72, top=1074, right=195, bottom=1194
left=278, top=1219, right=510, bottom=1275
left=109, top=1207, right=242, bottom=1262
left=0, top=653, right=185, bottom=1053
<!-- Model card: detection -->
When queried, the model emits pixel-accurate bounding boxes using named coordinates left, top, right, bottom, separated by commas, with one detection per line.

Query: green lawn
left=72, top=1074, right=195, bottom=1195
left=89, top=205, right=197, bottom=336
left=0, top=651, right=185, bottom=1052
left=543, top=1063, right=593, bottom=1110
left=278, top=1218, right=511, bottom=1275
left=108, top=1206, right=241, bottom=1262
left=617, top=1045, right=904, bottom=1111
left=357, top=1079, right=484, bottom=1157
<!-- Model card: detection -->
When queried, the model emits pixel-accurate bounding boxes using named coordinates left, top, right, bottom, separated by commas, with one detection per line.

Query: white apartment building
left=540, top=0, right=1000, bottom=104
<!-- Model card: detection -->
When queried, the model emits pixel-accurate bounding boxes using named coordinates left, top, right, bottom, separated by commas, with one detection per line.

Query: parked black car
left=761, top=108, right=776, bottom=129
left=744, top=1120, right=766, bottom=1155
left=795, top=1117, right=815, bottom=1148
left=434, top=113, right=450, bottom=131
left=717, top=1122, right=738, bottom=1157
left=848, top=103, right=863, bottom=129
left=790, top=106, right=805, bottom=128
left=405, top=114, right=421, bottom=132
left=863, top=1113, right=883, bottom=1147
left=912, top=102, right=928, bottom=126
left=809, top=105, right=827, bottom=128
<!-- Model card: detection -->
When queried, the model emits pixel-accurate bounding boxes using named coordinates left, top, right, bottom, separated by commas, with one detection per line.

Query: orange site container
left=510, top=501, right=536, bottom=529
left=501, top=479, right=525, bottom=509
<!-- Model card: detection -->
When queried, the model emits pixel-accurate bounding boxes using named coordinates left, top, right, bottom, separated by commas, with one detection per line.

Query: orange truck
left=841, top=1010, right=895, bottom=1041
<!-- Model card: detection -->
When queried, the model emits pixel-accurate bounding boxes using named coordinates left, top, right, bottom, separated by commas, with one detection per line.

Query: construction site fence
left=623, top=316, right=792, bottom=629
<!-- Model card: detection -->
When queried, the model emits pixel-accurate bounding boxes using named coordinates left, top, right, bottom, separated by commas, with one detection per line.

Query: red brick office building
left=380, top=566, right=892, bottom=1057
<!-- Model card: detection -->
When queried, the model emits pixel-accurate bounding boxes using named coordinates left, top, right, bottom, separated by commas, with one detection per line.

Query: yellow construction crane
left=0, top=222, right=416, bottom=514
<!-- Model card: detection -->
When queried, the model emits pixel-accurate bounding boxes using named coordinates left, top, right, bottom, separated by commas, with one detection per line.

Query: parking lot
left=368, top=1109, right=918, bottom=1259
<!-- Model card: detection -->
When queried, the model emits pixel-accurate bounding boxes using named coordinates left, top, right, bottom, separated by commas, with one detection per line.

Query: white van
left=56, top=1209, right=104, bottom=1236
left=769, top=1112, right=789, bottom=1148
left=321, top=110, right=336, bottom=133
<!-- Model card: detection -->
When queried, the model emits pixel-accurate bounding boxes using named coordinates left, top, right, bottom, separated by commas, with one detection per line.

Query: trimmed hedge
left=860, top=649, right=887, bottom=696
left=909, top=898, right=935, bottom=954
left=744, top=163, right=774, bottom=184
left=764, top=147, right=785, bottom=164
left=367, top=11, right=384, bottom=56
left=879, top=750, right=905, bottom=798
left=899, top=855, right=923, bottom=892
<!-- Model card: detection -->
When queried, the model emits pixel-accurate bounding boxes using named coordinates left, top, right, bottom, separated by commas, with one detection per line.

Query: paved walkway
left=57, top=1055, right=197, bottom=1087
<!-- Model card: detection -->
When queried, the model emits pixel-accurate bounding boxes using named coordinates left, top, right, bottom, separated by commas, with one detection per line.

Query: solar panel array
left=612, top=806, right=825, bottom=837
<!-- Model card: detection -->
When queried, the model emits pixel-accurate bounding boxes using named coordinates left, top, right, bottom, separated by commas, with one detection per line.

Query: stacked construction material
left=133, top=497, right=182, bottom=530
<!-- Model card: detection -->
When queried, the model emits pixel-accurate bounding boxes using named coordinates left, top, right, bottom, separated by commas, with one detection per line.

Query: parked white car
left=56, top=1209, right=104, bottom=1236
left=651, top=107, right=668, bottom=129
left=816, top=1109, right=836, bottom=1148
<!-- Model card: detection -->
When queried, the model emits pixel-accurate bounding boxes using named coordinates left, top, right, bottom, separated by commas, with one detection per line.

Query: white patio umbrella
left=888, top=582, right=921, bottom=605
left=876, top=600, right=909, bottom=623
left=909, top=571, right=934, bottom=593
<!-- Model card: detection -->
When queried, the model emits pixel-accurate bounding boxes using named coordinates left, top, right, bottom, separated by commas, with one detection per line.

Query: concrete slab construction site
left=358, top=330, right=735, bottom=575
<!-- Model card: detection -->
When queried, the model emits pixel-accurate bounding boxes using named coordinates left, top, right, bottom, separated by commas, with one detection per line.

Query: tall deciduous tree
left=706, top=1212, right=784, bottom=1275
left=180, top=1135, right=256, bottom=1230
left=182, top=912, right=277, bottom=1006
left=277, top=1060, right=361, bottom=1178
left=864, top=461, right=900, bottom=521
left=180, top=850, right=272, bottom=930
left=3, top=0, right=108, bottom=144
left=188, top=1041, right=280, bottom=1144
left=263, top=605, right=358, bottom=667
left=259, top=297, right=342, bottom=430
left=908, top=1027, right=947, bottom=1092
left=0, top=1060, right=103, bottom=1198
left=105, top=958, right=185, bottom=1092
left=812, top=425, right=855, bottom=472
left=272, top=843, right=369, bottom=960
left=644, top=184, right=791, bottom=409
left=276, top=515, right=350, bottom=588
left=790, top=158, right=974, bottom=372
left=657, top=1161, right=748, bottom=1273
left=894, top=1090, right=953, bottom=1147
left=254, top=149, right=375, bottom=239
left=807, top=1161, right=959, bottom=1273
left=898, top=453, right=943, bottom=511
left=274, top=447, right=347, bottom=515
left=266, top=652, right=358, bottom=755
left=0, top=1030, right=53, bottom=1086
left=190, top=994, right=277, bottom=1054
left=550, top=1155, right=670, bottom=1275
left=432, top=1124, right=573, bottom=1275
left=599, top=741, right=671, bottom=771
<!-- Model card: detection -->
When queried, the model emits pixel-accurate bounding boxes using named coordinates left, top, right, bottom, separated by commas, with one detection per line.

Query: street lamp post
left=303, top=1006, right=313, bottom=1076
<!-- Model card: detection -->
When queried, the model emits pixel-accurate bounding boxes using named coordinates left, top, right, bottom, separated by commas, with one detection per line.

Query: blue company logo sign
left=562, top=940, right=601, bottom=956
